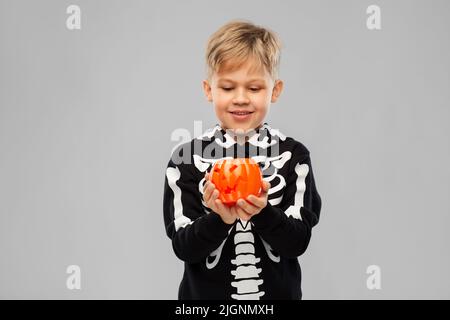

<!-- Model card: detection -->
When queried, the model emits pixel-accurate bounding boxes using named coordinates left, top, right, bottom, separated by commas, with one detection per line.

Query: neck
left=220, top=123, right=263, bottom=133
left=222, top=125, right=263, bottom=143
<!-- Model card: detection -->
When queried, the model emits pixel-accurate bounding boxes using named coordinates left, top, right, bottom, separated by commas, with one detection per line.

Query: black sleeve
left=250, top=146, right=322, bottom=259
left=163, top=157, right=232, bottom=264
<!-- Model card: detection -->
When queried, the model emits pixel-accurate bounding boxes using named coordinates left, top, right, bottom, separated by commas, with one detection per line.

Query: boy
left=163, top=20, right=322, bottom=300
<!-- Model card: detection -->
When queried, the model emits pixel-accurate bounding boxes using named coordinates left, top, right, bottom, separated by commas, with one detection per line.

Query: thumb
left=262, top=180, right=271, bottom=192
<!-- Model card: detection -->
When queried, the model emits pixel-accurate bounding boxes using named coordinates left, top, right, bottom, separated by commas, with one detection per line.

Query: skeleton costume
left=163, top=123, right=322, bottom=300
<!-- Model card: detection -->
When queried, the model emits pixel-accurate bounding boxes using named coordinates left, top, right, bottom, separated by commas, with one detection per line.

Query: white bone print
left=251, top=152, right=291, bottom=206
left=166, top=167, right=193, bottom=231
left=230, top=220, right=265, bottom=300
left=285, top=163, right=309, bottom=220
left=206, top=227, right=234, bottom=269
left=258, top=236, right=280, bottom=263
left=198, top=123, right=287, bottom=149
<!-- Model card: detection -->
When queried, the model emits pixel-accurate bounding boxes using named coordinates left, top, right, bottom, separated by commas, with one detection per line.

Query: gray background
left=1, top=0, right=449, bottom=299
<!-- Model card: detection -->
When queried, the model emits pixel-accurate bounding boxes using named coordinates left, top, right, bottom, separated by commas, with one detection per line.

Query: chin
left=227, top=123, right=259, bottom=132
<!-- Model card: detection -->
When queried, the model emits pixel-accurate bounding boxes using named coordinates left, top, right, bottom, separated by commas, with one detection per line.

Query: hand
left=203, top=172, right=237, bottom=225
left=234, top=180, right=271, bottom=221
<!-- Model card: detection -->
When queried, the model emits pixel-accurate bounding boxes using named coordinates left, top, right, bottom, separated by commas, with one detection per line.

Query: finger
left=203, top=177, right=209, bottom=189
left=262, top=180, right=271, bottom=193
left=203, top=173, right=211, bottom=191
left=230, top=206, right=241, bottom=220
left=237, top=198, right=258, bottom=214
left=215, top=198, right=235, bottom=218
left=202, top=181, right=210, bottom=199
left=208, top=190, right=220, bottom=211
left=246, top=194, right=266, bottom=208
left=231, top=204, right=246, bottom=220
left=203, top=181, right=215, bottom=202
left=208, top=189, right=219, bottom=206
left=235, top=205, right=252, bottom=220
left=214, top=198, right=225, bottom=211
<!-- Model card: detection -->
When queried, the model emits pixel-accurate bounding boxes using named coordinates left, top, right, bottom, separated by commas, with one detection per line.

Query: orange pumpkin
left=210, top=158, right=263, bottom=206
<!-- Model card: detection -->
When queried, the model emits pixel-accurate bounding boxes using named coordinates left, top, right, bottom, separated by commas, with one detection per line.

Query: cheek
left=214, top=94, right=231, bottom=110
left=252, top=94, right=270, bottom=110
left=213, top=101, right=228, bottom=118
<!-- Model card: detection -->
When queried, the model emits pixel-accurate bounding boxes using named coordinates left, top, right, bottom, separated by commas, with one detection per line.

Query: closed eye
left=220, top=87, right=261, bottom=92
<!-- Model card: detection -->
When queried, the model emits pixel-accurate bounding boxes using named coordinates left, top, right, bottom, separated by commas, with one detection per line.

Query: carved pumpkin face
left=210, top=158, right=263, bottom=206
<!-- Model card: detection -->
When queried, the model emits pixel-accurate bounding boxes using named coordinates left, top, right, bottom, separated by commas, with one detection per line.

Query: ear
left=202, top=80, right=213, bottom=102
left=271, top=79, right=284, bottom=103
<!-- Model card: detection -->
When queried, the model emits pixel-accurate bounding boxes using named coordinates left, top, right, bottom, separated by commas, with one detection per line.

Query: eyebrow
left=217, top=78, right=265, bottom=84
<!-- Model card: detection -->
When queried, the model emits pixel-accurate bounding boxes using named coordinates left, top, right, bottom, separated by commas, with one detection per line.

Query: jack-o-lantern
left=210, top=158, right=263, bottom=206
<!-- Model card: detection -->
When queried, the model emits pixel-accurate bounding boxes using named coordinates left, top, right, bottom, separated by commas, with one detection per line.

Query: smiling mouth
left=230, top=111, right=254, bottom=115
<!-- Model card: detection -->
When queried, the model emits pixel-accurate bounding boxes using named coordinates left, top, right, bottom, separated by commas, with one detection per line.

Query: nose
left=231, top=88, right=250, bottom=105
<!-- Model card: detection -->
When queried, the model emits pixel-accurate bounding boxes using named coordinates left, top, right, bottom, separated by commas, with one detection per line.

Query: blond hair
left=205, top=20, right=282, bottom=81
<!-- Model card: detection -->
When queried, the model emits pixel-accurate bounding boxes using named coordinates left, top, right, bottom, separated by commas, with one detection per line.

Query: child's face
left=203, top=59, right=283, bottom=132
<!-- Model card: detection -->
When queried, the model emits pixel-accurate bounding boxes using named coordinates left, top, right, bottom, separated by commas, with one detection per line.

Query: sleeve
left=163, top=156, right=233, bottom=264
left=250, top=146, right=322, bottom=259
